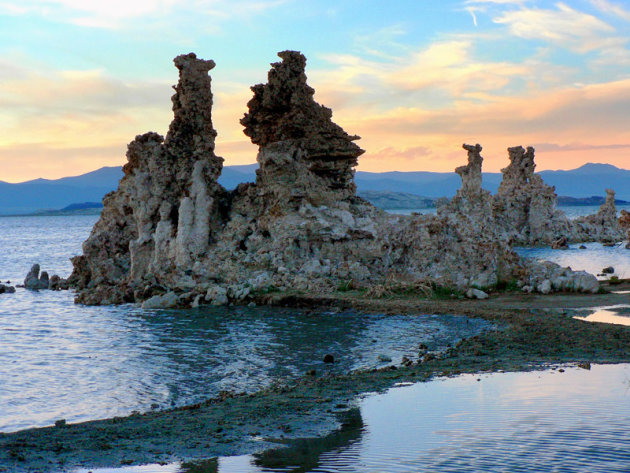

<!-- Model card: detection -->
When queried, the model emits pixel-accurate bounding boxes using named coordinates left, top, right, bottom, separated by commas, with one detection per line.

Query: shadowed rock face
left=241, top=50, right=363, bottom=206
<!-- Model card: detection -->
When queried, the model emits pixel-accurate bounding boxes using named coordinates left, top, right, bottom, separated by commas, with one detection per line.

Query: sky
left=1, top=0, right=630, bottom=182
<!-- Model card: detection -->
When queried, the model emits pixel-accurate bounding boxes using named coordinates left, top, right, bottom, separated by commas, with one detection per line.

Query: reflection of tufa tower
left=241, top=50, right=364, bottom=207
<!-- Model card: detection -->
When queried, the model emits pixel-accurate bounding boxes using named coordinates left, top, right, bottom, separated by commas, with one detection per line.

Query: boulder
left=466, top=288, right=489, bottom=299
left=24, top=264, right=50, bottom=290
left=141, top=292, right=179, bottom=309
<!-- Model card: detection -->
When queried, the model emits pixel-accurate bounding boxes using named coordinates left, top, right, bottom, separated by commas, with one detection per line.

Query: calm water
left=516, top=242, right=630, bottom=279
left=0, top=215, right=491, bottom=433
left=80, top=364, right=630, bottom=473
left=388, top=203, right=630, bottom=219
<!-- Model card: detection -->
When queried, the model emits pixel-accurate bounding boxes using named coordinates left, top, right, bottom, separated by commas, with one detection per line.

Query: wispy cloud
left=590, top=0, right=630, bottom=22
left=0, top=0, right=288, bottom=28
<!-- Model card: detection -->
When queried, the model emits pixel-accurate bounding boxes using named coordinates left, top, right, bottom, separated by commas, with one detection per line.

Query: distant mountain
left=1, top=162, right=628, bottom=215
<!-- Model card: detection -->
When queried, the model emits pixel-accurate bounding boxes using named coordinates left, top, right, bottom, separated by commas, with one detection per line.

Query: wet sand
left=2, top=282, right=630, bottom=472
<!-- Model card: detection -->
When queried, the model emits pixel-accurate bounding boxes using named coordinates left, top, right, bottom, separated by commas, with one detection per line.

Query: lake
left=1, top=213, right=629, bottom=472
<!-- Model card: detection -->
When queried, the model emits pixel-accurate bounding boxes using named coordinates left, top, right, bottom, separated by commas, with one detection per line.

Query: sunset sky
left=1, top=0, right=630, bottom=182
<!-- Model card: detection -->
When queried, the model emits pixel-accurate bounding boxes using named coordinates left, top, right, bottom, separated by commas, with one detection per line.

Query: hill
left=1, top=162, right=629, bottom=215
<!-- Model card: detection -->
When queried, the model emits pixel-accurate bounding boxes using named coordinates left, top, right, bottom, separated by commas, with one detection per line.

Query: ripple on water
left=0, top=286, right=492, bottom=432
left=78, top=364, right=630, bottom=473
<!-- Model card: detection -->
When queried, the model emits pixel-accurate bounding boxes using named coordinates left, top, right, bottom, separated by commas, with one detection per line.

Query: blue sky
left=1, top=0, right=630, bottom=181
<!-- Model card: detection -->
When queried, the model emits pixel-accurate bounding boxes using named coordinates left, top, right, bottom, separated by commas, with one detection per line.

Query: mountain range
left=1, top=162, right=628, bottom=215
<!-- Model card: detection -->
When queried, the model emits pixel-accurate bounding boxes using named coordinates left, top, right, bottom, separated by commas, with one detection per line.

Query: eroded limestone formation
left=241, top=51, right=363, bottom=207
left=70, top=51, right=601, bottom=307
left=490, top=146, right=623, bottom=245
left=71, top=53, right=227, bottom=304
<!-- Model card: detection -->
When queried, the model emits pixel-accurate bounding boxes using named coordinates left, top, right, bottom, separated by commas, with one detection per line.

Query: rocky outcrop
left=70, top=53, right=227, bottom=305
left=492, top=146, right=571, bottom=245
left=70, top=51, right=603, bottom=306
left=571, top=189, right=625, bottom=243
left=24, top=264, right=50, bottom=290
left=492, top=147, right=624, bottom=245
left=241, top=51, right=363, bottom=207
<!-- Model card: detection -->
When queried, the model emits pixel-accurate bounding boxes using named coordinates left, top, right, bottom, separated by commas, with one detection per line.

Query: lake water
left=0, top=215, right=491, bottom=433
left=2, top=214, right=630, bottom=472
left=388, top=203, right=630, bottom=219
left=79, top=364, right=630, bottom=473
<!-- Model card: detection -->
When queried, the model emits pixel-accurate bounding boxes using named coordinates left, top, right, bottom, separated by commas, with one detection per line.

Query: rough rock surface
left=571, top=189, right=624, bottom=243
left=24, top=264, right=50, bottom=290
left=241, top=51, right=363, bottom=206
left=492, top=147, right=624, bottom=245
left=70, top=51, right=604, bottom=306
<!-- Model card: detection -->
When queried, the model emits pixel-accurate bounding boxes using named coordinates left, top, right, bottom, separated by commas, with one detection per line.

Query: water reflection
left=573, top=305, right=630, bottom=326
left=84, top=364, right=630, bottom=473
left=251, top=409, right=363, bottom=473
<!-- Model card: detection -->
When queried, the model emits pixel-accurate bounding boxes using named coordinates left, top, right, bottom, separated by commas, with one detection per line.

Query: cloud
left=493, top=2, right=619, bottom=53
left=590, top=0, right=630, bottom=22
left=0, top=0, right=288, bottom=28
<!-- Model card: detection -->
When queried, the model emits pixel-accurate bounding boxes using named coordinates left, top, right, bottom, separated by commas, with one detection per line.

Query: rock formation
left=70, top=51, right=601, bottom=306
left=241, top=50, right=363, bottom=207
left=492, top=147, right=624, bottom=246
left=571, top=189, right=625, bottom=243
left=24, top=264, right=50, bottom=290
left=492, top=146, right=571, bottom=245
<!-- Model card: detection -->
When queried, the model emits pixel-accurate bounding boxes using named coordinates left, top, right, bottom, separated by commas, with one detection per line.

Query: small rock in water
left=577, top=361, right=591, bottom=370
left=0, top=284, right=15, bottom=294
left=24, top=264, right=50, bottom=290
left=378, top=354, right=392, bottom=363
left=54, top=419, right=66, bottom=428
left=579, top=245, right=587, bottom=250
left=551, top=236, right=569, bottom=250
left=323, top=354, right=334, bottom=363
left=602, top=266, right=615, bottom=274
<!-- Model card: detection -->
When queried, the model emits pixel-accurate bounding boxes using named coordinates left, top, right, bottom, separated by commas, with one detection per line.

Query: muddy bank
left=2, top=287, right=630, bottom=472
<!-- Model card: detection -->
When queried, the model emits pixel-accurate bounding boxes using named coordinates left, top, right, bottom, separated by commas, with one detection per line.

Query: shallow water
left=79, top=363, right=630, bottom=473
left=515, top=241, right=630, bottom=279
left=572, top=304, right=630, bottom=326
left=387, top=203, right=630, bottom=218
left=0, top=216, right=492, bottom=433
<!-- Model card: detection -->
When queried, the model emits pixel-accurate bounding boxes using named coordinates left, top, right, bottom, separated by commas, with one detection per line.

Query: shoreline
left=3, top=284, right=630, bottom=471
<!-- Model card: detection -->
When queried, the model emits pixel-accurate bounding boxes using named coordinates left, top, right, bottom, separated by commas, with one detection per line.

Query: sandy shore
left=2, top=282, right=630, bottom=472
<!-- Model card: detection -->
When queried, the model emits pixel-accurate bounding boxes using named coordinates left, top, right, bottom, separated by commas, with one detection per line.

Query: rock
left=66, top=51, right=600, bottom=308
left=191, top=294, right=203, bottom=308
left=24, top=264, right=50, bottom=290
left=579, top=245, right=587, bottom=249
left=378, top=354, right=392, bottom=363
left=205, top=285, right=228, bottom=306
left=574, top=271, right=599, bottom=293
left=241, top=50, right=363, bottom=206
left=537, top=279, right=552, bottom=294
left=551, top=236, right=569, bottom=250
left=141, top=292, right=179, bottom=309
left=323, top=354, right=334, bottom=363
left=0, top=284, right=15, bottom=294
left=466, top=288, right=489, bottom=299
left=602, top=266, right=615, bottom=274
